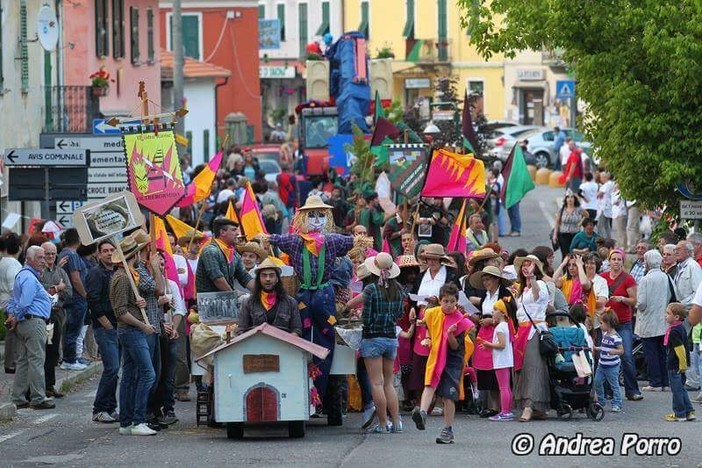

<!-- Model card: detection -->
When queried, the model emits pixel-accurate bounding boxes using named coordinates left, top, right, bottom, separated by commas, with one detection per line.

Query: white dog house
left=199, top=323, right=329, bottom=439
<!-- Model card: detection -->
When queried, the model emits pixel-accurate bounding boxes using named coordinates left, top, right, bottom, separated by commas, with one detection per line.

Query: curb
left=0, top=361, right=103, bottom=421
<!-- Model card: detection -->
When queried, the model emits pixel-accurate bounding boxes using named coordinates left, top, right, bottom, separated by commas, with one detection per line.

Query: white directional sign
left=3, top=148, right=89, bottom=166
left=680, top=200, right=702, bottom=219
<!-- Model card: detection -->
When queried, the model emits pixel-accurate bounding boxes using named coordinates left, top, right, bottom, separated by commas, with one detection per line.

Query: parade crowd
left=2, top=142, right=701, bottom=444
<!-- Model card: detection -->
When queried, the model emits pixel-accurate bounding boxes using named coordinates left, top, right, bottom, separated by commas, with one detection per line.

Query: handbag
left=522, top=304, right=558, bottom=357
left=549, top=229, right=559, bottom=250
left=572, top=351, right=592, bottom=377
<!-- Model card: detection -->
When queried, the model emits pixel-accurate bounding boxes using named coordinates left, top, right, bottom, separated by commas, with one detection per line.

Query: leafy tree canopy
left=458, top=0, right=702, bottom=211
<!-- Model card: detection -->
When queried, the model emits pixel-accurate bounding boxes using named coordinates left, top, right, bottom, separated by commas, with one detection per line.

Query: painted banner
left=73, top=191, right=145, bottom=245
left=421, top=148, right=486, bottom=199
left=123, top=127, right=186, bottom=216
left=386, top=144, right=428, bottom=199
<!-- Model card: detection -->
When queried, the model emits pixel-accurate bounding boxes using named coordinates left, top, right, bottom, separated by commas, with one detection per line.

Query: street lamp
left=423, top=121, right=440, bottom=136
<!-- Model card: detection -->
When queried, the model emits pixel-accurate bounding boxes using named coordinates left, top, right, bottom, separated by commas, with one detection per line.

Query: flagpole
left=188, top=202, right=208, bottom=253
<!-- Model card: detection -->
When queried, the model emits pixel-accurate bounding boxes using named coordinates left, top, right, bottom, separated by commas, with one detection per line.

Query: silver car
left=486, top=125, right=538, bottom=158
left=520, top=127, right=593, bottom=169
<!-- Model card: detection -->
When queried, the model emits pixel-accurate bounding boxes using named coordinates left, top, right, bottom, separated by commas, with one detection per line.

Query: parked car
left=486, top=125, right=538, bottom=158
left=250, top=144, right=282, bottom=162
left=520, top=128, right=593, bottom=169
left=259, top=158, right=282, bottom=183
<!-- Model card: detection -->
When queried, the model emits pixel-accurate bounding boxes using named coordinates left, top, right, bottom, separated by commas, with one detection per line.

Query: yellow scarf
left=213, top=238, right=235, bottom=263
left=260, top=291, right=277, bottom=311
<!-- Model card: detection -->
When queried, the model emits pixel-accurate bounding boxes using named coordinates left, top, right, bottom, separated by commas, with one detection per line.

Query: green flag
left=500, top=144, right=535, bottom=209
left=462, top=135, right=476, bottom=154
left=374, top=90, right=385, bottom=123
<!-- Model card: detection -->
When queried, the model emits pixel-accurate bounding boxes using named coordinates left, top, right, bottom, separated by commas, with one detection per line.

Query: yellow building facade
left=342, top=0, right=505, bottom=120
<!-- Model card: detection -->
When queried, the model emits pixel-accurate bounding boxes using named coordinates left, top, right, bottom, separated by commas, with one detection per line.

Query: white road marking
left=0, top=431, right=24, bottom=444
left=33, top=414, right=58, bottom=425
left=539, top=201, right=556, bottom=229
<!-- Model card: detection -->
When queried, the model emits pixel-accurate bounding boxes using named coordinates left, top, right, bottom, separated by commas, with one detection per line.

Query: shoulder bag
left=522, top=303, right=558, bottom=357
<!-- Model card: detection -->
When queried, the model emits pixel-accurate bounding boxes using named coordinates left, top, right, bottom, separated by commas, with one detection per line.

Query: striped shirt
left=599, top=331, right=622, bottom=368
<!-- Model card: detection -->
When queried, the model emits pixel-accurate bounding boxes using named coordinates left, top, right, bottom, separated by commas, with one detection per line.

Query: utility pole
left=173, top=0, right=186, bottom=154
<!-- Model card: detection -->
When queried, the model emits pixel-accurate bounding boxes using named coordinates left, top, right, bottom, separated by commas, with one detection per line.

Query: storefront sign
left=516, top=69, right=544, bottom=81
left=405, top=78, right=431, bottom=89
left=259, top=66, right=296, bottom=79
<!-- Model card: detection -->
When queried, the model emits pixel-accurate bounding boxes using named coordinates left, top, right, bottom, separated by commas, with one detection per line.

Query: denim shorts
left=360, top=337, right=398, bottom=360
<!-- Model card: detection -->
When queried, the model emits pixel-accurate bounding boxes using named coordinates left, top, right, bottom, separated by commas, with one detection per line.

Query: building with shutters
left=257, top=0, right=343, bottom=142
left=159, top=0, right=262, bottom=145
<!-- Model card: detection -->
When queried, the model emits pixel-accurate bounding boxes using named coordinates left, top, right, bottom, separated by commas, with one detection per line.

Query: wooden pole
left=113, top=237, right=150, bottom=324
left=187, top=202, right=208, bottom=253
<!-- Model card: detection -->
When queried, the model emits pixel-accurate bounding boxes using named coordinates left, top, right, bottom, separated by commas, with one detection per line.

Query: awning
left=512, top=80, right=547, bottom=89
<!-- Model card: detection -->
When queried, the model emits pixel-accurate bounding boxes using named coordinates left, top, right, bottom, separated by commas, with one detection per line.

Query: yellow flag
left=225, top=200, right=240, bottom=224
left=165, top=214, right=204, bottom=241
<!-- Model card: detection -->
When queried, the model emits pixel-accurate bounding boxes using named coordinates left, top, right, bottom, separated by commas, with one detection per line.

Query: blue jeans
left=63, top=301, right=88, bottom=364
left=641, top=336, right=668, bottom=388
left=360, top=337, right=398, bottom=360
left=118, top=327, right=156, bottom=427
left=497, top=203, right=509, bottom=236
left=668, top=370, right=694, bottom=418
left=145, top=332, right=162, bottom=418
left=595, top=364, right=622, bottom=408
left=93, top=327, right=120, bottom=414
left=162, top=334, right=180, bottom=413
left=508, top=202, right=522, bottom=234
left=690, top=343, right=701, bottom=387
left=615, top=322, right=640, bottom=397
left=356, top=356, right=373, bottom=410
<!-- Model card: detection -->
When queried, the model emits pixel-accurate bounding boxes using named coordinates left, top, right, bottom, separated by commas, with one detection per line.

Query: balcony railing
left=407, top=39, right=452, bottom=64
left=43, top=86, right=101, bottom=133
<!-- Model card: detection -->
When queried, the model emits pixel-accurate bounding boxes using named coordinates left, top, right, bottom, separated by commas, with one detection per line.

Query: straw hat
left=177, top=229, right=205, bottom=247
left=419, top=243, right=448, bottom=260
left=364, top=252, right=400, bottom=279
left=397, top=255, right=420, bottom=269
left=111, top=235, right=149, bottom=263
left=469, top=265, right=512, bottom=290
left=253, top=257, right=281, bottom=276
left=513, top=254, right=545, bottom=277
left=236, top=241, right=268, bottom=262
left=129, top=228, right=150, bottom=245
left=299, top=195, right=332, bottom=211
left=356, top=263, right=372, bottom=280
left=468, top=248, right=500, bottom=266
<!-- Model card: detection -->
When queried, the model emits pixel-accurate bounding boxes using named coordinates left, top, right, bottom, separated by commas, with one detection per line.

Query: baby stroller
left=547, top=312, right=604, bottom=421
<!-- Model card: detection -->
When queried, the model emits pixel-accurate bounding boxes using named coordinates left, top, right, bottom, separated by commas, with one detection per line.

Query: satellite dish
left=37, top=5, right=59, bottom=51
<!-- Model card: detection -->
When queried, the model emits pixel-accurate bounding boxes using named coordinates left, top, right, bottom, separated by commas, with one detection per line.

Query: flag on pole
left=447, top=200, right=467, bottom=253
left=176, top=150, right=223, bottom=208
left=500, top=144, right=535, bottom=209
left=373, top=90, right=386, bottom=123
left=165, top=214, right=204, bottom=242
left=421, top=148, right=486, bottom=198
left=370, top=117, right=401, bottom=167
left=152, top=216, right=179, bottom=284
left=240, top=182, right=268, bottom=240
left=461, top=91, right=480, bottom=155
left=225, top=200, right=239, bottom=224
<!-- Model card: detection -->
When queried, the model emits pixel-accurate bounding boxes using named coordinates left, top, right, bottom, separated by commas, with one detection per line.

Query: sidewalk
left=0, top=342, right=103, bottom=420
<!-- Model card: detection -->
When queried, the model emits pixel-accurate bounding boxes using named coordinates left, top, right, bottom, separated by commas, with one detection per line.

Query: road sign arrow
left=57, top=215, right=71, bottom=226
left=56, top=139, right=67, bottom=150
left=6, top=150, right=17, bottom=164
left=58, top=201, right=70, bottom=211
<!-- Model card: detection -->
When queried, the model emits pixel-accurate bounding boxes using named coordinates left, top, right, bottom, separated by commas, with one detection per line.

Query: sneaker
left=684, top=383, right=701, bottom=391
left=31, top=400, right=56, bottom=410
left=664, top=413, right=686, bottom=422
left=390, top=419, right=403, bottom=433
left=611, top=406, right=622, bottom=413
left=60, top=362, right=87, bottom=371
left=692, top=394, right=702, bottom=403
left=130, top=423, right=157, bottom=436
left=93, top=411, right=117, bottom=423
left=411, top=408, right=427, bottom=431
left=158, top=410, right=178, bottom=426
left=626, top=394, right=643, bottom=401
left=489, top=412, right=515, bottom=421
left=361, top=405, right=377, bottom=429
left=110, top=411, right=120, bottom=420
left=431, top=406, right=443, bottom=416
left=15, top=401, right=30, bottom=409
left=77, top=357, right=93, bottom=366
left=367, top=423, right=389, bottom=434
left=686, top=411, right=696, bottom=421
left=119, top=425, right=133, bottom=435
left=641, top=386, right=664, bottom=392
left=46, top=387, right=65, bottom=398
left=436, top=426, right=455, bottom=444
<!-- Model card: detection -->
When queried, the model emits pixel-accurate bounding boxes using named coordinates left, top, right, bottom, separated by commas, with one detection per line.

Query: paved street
left=1, top=186, right=699, bottom=467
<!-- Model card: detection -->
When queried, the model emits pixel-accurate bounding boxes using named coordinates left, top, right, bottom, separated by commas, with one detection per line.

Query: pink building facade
left=61, top=0, right=161, bottom=114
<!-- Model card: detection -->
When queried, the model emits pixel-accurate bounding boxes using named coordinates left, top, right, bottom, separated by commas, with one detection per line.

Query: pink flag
left=446, top=200, right=467, bottom=253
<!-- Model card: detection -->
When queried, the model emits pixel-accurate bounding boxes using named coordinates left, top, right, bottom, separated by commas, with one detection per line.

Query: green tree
left=458, top=0, right=702, bottom=212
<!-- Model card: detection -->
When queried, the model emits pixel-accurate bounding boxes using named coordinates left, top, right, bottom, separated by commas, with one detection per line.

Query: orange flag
left=152, top=217, right=179, bottom=284
left=240, top=182, right=268, bottom=241
left=225, top=200, right=240, bottom=224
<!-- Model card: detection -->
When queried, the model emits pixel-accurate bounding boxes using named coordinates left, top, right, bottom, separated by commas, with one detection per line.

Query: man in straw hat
left=236, top=241, right=269, bottom=274
left=260, top=194, right=358, bottom=426
left=196, top=219, right=254, bottom=294
left=109, top=234, right=159, bottom=436
left=238, top=258, right=301, bottom=336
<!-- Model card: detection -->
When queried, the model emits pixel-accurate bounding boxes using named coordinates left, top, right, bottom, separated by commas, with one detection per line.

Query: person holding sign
left=110, top=235, right=158, bottom=436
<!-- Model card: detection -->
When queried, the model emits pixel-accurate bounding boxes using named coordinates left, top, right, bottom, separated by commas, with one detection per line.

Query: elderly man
left=238, top=258, right=301, bottom=335
left=629, top=240, right=650, bottom=284
left=674, top=240, right=702, bottom=391
left=39, top=242, right=72, bottom=399
left=466, top=214, right=488, bottom=252
left=6, top=246, right=55, bottom=409
left=636, top=250, right=673, bottom=392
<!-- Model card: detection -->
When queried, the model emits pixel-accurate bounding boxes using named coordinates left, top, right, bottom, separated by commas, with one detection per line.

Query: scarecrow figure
left=261, top=195, right=360, bottom=425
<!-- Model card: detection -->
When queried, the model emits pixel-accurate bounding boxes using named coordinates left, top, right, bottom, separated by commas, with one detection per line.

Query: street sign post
left=556, top=80, right=575, bottom=100
left=3, top=148, right=89, bottom=166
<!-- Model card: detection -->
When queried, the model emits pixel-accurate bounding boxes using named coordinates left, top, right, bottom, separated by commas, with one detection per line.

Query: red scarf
left=664, top=320, right=682, bottom=346
left=260, top=291, right=277, bottom=311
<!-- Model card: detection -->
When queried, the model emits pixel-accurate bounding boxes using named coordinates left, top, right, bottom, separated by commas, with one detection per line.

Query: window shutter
left=298, top=3, right=308, bottom=59
left=20, top=0, right=29, bottom=92
left=130, top=7, right=140, bottom=64
left=277, top=4, right=286, bottom=41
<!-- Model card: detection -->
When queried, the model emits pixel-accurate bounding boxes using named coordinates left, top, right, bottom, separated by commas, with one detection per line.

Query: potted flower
left=89, top=66, right=112, bottom=97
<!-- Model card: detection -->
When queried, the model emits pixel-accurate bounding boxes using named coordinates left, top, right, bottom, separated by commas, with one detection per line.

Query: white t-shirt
left=692, top=280, right=702, bottom=307
left=0, top=257, right=22, bottom=309
left=416, top=266, right=447, bottom=306
left=481, top=289, right=500, bottom=317
left=492, top=321, right=514, bottom=369
left=560, top=145, right=571, bottom=166
left=598, top=180, right=614, bottom=218
left=579, top=181, right=599, bottom=210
